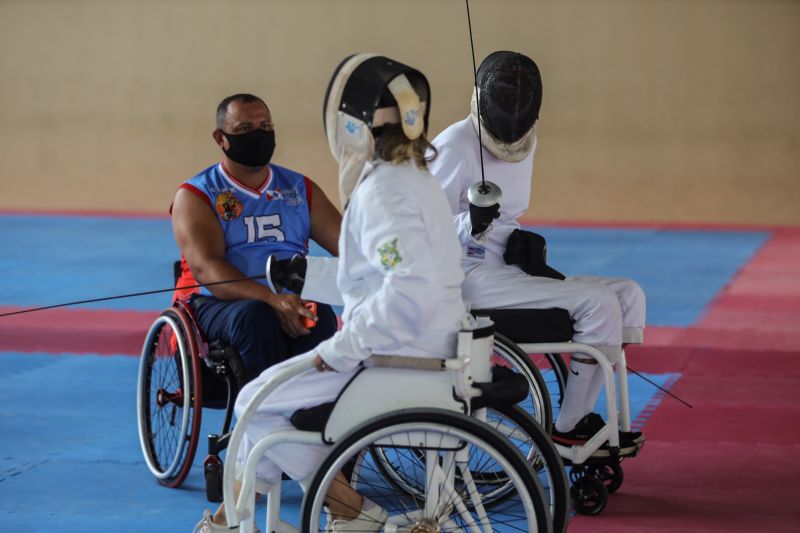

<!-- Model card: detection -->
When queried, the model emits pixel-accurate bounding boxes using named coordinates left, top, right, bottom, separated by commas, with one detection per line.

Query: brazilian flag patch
left=378, top=238, right=402, bottom=271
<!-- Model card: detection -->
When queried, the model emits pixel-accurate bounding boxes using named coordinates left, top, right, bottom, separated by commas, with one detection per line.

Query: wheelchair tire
left=545, top=353, right=569, bottom=406
left=204, top=455, right=224, bottom=503
left=492, top=333, right=555, bottom=431
left=302, top=409, right=552, bottom=533
left=483, top=404, right=569, bottom=533
left=136, top=306, right=203, bottom=488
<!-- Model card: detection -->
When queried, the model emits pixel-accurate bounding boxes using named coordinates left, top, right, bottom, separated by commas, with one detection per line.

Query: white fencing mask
left=323, top=53, right=430, bottom=208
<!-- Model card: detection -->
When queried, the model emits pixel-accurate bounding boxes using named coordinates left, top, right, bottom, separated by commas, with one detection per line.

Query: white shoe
left=326, top=499, right=388, bottom=532
left=192, top=509, right=262, bottom=533
left=193, top=510, right=231, bottom=532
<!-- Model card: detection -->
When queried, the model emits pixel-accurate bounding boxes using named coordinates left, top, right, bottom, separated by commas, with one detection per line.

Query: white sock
left=583, top=364, right=607, bottom=413
left=584, top=345, right=622, bottom=414
left=554, top=359, right=598, bottom=433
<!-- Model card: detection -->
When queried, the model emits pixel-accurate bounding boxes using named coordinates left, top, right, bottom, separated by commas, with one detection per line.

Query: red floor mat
left=570, top=229, right=800, bottom=532
left=0, top=306, right=156, bottom=355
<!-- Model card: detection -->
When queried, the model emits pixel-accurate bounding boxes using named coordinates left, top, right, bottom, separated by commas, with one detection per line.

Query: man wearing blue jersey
left=171, top=93, right=341, bottom=380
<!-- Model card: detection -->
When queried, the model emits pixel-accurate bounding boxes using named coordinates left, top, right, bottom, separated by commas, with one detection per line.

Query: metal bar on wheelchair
left=237, top=430, right=322, bottom=526
left=518, top=341, right=620, bottom=454
left=366, top=354, right=448, bottom=371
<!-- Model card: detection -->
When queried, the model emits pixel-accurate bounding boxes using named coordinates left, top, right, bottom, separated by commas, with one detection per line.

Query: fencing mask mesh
left=471, top=51, right=542, bottom=162
left=478, top=51, right=542, bottom=143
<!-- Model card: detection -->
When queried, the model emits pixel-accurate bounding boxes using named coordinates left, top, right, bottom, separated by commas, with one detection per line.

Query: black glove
left=469, top=202, right=500, bottom=236
left=266, top=254, right=307, bottom=294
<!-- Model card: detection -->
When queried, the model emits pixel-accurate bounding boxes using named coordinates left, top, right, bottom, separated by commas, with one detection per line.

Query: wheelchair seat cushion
left=471, top=308, right=574, bottom=343
left=471, top=366, right=529, bottom=411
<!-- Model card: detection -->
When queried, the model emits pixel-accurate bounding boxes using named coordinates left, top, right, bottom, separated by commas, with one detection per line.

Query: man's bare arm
left=307, top=179, right=341, bottom=257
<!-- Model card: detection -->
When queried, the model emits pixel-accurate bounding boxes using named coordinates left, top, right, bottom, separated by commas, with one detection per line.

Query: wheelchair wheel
left=543, top=353, right=568, bottom=409
left=492, top=333, right=555, bottom=431
left=204, top=455, right=224, bottom=503
left=136, top=307, right=203, bottom=488
left=483, top=404, right=569, bottom=533
left=570, top=474, right=608, bottom=516
left=592, top=462, right=624, bottom=494
left=303, top=409, right=552, bottom=532
left=366, top=404, right=568, bottom=532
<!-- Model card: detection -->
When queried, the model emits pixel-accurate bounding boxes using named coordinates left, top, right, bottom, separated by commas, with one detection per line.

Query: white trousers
left=462, top=264, right=646, bottom=347
left=233, top=354, right=358, bottom=483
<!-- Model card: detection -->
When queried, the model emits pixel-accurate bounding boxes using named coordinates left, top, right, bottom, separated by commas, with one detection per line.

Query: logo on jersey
left=265, top=186, right=304, bottom=206
left=215, top=191, right=243, bottom=221
left=378, top=238, right=402, bottom=271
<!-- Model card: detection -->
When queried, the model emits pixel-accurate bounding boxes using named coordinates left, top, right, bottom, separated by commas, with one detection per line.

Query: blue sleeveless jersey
left=177, top=162, right=311, bottom=298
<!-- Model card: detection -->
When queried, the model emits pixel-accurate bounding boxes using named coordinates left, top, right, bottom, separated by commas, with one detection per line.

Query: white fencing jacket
left=316, top=160, right=468, bottom=372
left=428, top=117, right=645, bottom=345
left=233, top=160, right=470, bottom=483
left=428, top=117, right=536, bottom=270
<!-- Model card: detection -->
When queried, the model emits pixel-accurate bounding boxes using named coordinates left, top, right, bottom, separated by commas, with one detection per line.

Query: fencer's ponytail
left=374, top=123, right=437, bottom=169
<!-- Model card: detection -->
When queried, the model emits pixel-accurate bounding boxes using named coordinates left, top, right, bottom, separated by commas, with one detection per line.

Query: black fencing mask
left=477, top=51, right=542, bottom=144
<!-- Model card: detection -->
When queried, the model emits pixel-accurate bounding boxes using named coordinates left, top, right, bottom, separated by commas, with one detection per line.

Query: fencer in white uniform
left=429, top=51, right=646, bottom=447
left=196, top=55, right=467, bottom=533
left=233, top=158, right=467, bottom=482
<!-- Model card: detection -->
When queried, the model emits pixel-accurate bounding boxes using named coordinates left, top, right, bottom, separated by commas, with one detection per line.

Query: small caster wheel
left=571, top=475, right=608, bottom=515
left=204, top=456, right=224, bottom=503
left=593, top=463, right=624, bottom=494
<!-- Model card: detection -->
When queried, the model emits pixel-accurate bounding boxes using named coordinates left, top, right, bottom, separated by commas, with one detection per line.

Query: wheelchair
left=474, top=307, right=642, bottom=516
left=220, top=318, right=568, bottom=533
left=136, top=264, right=248, bottom=501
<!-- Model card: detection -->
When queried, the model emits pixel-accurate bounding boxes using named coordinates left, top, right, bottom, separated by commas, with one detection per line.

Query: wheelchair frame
left=220, top=322, right=559, bottom=533
left=475, top=304, right=642, bottom=514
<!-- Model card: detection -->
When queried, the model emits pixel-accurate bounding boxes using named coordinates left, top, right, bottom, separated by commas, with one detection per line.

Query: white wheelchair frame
left=220, top=319, right=551, bottom=533
left=514, top=342, right=632, bottom=465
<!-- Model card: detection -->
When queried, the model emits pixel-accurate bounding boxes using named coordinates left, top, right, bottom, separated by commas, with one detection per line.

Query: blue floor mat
left=0, top=351, right=677, bottom=532
left=1, top=215, right=769, bottom=328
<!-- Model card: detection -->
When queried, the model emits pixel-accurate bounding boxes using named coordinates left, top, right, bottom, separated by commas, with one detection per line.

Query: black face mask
left=223, top=129, right=276, bottom=167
